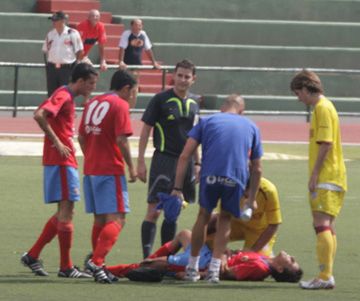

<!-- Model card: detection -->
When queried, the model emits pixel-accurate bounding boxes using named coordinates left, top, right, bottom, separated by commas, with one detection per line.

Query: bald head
left=130, top=18, right=143, bottom=34
left=88, top=9, right=100, bottom=26
left=221, top=94, right=245, bottom=114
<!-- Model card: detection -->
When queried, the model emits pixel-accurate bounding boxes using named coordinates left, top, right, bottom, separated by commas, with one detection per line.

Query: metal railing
left=1, top=62, right=360, bottom=119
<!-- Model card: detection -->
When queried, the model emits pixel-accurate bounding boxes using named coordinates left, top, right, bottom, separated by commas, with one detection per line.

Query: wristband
left=194, top=162, right=201, bottom=166
left=173, top=187, right=183, bottom=192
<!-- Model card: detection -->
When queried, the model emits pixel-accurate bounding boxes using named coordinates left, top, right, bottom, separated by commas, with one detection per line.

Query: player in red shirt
left=21, top=63, right=98, bottom=278
left=106, top=229, right=303, bottom=283
left=79, top=69, right=138, bottom=283
left=77, top=9, right=107, bottom=71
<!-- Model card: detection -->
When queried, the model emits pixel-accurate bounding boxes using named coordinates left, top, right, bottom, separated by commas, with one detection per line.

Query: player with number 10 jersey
left=79, top=92, right=133, bottom=175
left=78, top=70, right=137, bottom=283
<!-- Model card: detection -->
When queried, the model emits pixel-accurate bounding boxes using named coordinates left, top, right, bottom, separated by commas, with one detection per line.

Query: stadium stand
left=1, top=0, right=360, bottom=115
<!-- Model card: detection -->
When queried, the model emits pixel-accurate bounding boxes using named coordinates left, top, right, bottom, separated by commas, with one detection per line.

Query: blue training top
left=188, top=113, right=263, bottom=187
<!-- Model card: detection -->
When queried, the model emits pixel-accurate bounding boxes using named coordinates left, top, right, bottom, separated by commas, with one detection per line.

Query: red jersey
left=77, top=20, right=107, bottom=56
left=227, top=251, right=270, bottom=281
left=79, top=92, right=133, bottom=175
left=37, top=86, right=77, bottom=167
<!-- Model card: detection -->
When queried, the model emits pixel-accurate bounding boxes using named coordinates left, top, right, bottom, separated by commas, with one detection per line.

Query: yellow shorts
left=229, top=226, right=276, bottom=257
left=309, top=189, right=345, bottom=217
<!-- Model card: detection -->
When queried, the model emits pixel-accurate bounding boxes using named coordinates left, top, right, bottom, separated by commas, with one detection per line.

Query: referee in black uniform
left=137, top=59, right=200, bottom=258
left=42, top=11, right=84, bottom=96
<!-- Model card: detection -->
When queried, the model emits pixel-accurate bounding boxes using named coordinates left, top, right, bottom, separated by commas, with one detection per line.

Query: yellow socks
left=315, top=226, right=334, bottom=280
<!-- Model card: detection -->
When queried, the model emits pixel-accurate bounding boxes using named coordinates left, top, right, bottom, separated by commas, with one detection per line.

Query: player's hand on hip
left=137, top=161, right=147, bottom=183
left=55, top=141, right=71, bottom=158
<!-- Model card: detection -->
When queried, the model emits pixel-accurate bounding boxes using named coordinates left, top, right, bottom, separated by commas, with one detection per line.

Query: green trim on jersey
left=155, top=122, right=165, bottom=152
left=186, top=98, right=197, bottom=116
left=166, top=97, right=184, bottom=116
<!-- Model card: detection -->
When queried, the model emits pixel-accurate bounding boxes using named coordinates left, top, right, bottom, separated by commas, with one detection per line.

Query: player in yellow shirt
left=290, top=70, right=347, bottom=290
left=208, top=177, right=282, bottom=257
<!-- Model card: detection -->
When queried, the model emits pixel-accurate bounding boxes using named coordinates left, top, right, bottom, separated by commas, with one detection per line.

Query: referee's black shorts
left=147, top=150, right=195, bottom=204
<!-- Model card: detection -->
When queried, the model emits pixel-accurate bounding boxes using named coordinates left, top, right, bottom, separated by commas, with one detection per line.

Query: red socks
left=92, top=221, right=122, bottom=266
left=91, top=223, right=104, bottom=251
left=148, top=241, right=177, bottom=259
left=57, top=221, right=74, bottom=270
left=28, top=216, right=58, bottom=259
left=106, top=263, right=140, bottom=277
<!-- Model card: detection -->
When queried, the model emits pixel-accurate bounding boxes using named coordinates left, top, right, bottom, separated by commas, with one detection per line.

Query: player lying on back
left=106, top=229, right=303, bottom=283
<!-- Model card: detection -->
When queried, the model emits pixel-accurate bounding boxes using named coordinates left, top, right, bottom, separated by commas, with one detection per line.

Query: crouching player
left=208, top=177, right=282, bottom=257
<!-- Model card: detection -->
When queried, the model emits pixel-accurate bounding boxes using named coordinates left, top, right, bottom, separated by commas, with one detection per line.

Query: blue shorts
left=168, top=244, right=212, bottom=270
left=44, top=165, right=80, bottom=203
left=84, top=175, right=130, bottom=214
left=199, top=176, right=245, bottom=218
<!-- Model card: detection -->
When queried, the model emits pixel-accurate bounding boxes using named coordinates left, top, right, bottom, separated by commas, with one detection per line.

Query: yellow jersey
left=230, top=177, right=282, bottom=232
left=309, top=96, right=347, bottom=191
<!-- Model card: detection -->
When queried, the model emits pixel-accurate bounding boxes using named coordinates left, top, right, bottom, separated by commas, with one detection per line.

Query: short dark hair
left=110, top=69, right=137, bottom=91
left=271, top=267, right=303, bottom=283
left=70, top=63, right=98, bottom=83
left=290, top=69, right=324, bottom=94
left=175, top=59, right=196, bottom=75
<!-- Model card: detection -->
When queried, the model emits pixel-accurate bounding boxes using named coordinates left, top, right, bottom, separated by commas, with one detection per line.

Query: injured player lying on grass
left=106, top=229, right=303, bottom=283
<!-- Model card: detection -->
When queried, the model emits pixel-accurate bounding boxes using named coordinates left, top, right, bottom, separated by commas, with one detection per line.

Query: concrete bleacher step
left=121, top=16, right=360, bottom=48
left=37, top=0, right=100, bottom=13
left=103, top=0, right=360, bottom=22
left=66, top=10, right=112, bottom=23
left=105, top=35, right=120, bottom=48
left=138, top=71, right=173, bottom=85
left=138, top=85, right=173, bottom=93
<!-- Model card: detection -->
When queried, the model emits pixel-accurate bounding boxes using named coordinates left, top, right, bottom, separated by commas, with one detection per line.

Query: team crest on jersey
left=130, top=38, right=144, bottom=48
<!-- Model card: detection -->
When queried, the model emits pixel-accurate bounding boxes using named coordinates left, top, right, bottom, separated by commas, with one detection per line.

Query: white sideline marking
left=0, top=141, right=307, bottom=160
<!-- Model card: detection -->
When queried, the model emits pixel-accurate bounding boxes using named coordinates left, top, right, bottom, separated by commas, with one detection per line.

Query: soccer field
left=0, top=144, right=359, bottom=301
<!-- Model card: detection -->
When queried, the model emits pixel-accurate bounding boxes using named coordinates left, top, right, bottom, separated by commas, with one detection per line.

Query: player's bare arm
left=250, top=224, right=279, bottom=252
left=34, top=108, right=71, bottom=157
left=117, top=135, right=137, bottom=182
left=137, top=123, right=152, bottom=182
left=246, top=158, right=262, bottom=210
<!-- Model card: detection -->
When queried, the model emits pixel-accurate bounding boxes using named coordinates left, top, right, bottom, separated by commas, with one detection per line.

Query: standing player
left=137, top=59, right=200, bottom=259
left=21, top=63, right=98, bottom=278
left=208, top=177, right=282, bottom=257
left=290, top=70, right=347, bottom=289
left=172, top=94, right=263, bottom=283
left=77, top=9, right=108, bottom=71
left=79, top=70, right=137, bottom=284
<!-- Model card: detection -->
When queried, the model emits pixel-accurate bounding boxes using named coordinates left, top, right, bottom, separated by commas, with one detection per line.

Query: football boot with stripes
left=21, top=252, right=48, bottom=276
left=58, top=266, right=92, bottom=278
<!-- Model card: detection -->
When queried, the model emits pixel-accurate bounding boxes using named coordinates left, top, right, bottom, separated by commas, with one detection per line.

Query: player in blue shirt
left=172, top=94, right=263, bottom=283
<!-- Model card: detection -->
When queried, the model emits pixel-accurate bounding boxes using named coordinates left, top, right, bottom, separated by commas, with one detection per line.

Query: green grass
left=0, top=144, right=359, bottom=301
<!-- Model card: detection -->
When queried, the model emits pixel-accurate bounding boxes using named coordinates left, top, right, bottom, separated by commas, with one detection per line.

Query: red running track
left=0, top=115, right=359, bottom=144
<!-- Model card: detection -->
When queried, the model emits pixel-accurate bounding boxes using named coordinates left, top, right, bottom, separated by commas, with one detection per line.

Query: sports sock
left=332, top=233, right=337, bottom=263
left=148, top=241, right=178, bottom=259
left=208, top=257, right=221, bottom=273
left=141, top=221, right=156, bottom=259
left=57, top=221, right=74, bottom=270
left=92, top=221, right=122, bottom=266
left=106, top=263, right=140, bottom=277
left=161, top=219, right=177, bottom=245
left=28, top=215, right=58, bottom=259
left=91, top=223, right=104, bottom=251
left=315, top=226, right=333, bottom=280
left=187, top=256, right=200, bottom=271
